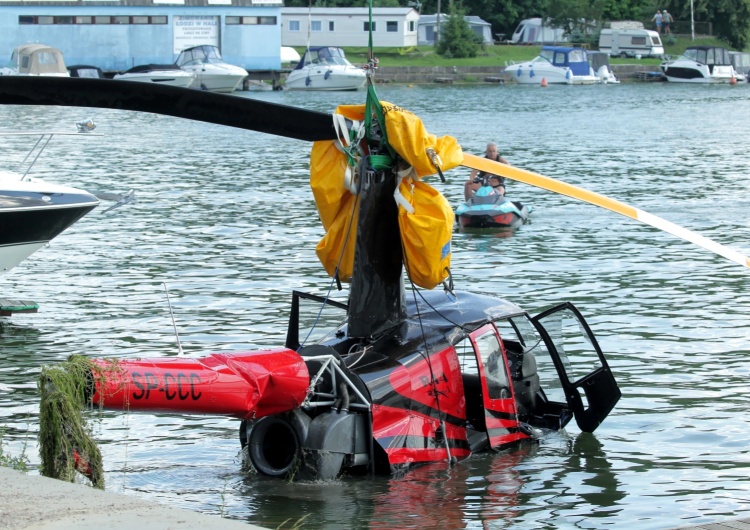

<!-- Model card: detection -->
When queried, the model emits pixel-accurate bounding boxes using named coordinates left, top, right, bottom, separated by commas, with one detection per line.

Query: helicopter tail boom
left=89, top=349, right=310, bottom=419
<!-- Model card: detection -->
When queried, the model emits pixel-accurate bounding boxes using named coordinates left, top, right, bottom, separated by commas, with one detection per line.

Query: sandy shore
left=0, top=467, right=265, bottom=530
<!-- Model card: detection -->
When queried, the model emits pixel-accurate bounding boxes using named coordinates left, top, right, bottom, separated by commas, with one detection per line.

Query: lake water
left=1, top=81, right=750, bottom=529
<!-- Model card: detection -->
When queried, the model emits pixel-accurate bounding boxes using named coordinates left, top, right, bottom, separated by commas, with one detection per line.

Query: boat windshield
left=305, top=47, right=352, bottom=67
left=6, top=50, right=18, bottom=68
left=682, top=47, right=731, bottom=65
left=538, top=49, right=555, bottom=63
left=176, top=45, right=224, bottom=66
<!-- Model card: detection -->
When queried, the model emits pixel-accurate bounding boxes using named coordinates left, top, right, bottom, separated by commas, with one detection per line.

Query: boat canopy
left=539, top=46, right=590, bottom=76
left=6, top=44, right=67, bottom=75
left=294, top=47, right=353, bottom=70
left=681, top=46, right=733, bottom=66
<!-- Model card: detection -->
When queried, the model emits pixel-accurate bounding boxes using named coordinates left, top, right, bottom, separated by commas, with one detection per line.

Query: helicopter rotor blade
left=1, top=77, right=746, bottom=269
left=462, top=153, right=750, bottom=269
left=0, top=76, right=338, bottom=142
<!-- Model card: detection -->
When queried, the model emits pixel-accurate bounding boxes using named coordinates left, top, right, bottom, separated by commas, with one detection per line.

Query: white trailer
left=598, top=28, right=664, bottom=59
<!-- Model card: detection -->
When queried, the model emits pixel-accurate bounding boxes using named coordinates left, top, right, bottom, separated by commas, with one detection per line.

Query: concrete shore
left=0, top=467, right=265, bottom=530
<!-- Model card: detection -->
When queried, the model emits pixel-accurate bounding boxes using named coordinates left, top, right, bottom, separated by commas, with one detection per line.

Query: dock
left=0, top=299, right=38, bottom=316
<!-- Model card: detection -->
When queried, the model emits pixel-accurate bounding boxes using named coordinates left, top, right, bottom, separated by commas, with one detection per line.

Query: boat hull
left=456, top=206, right=530, bottom=229
left=0, top=175, right=99, bottom=271
left=505, top=63, right=598, bottom=85
left=285, top=67, right=366, bottom=91
left=661, top=65, right=739, bottom=83
left=455, top=194, right=531, bottom=230
left=113, top=72, right=194, bottom=88
left=185, top=69, right=247, bottom=93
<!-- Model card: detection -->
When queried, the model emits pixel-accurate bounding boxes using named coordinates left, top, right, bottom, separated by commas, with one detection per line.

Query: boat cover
left=311, top=102, right=462, bottom=287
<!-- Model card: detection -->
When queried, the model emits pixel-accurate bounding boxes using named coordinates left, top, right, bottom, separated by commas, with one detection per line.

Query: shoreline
left=0, top=467, right=265, bottom=530
left=371, top=64, right=661, bottom=84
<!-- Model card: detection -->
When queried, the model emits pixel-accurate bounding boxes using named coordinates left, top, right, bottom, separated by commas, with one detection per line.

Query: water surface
left=1, top=82, right=749, bottom=529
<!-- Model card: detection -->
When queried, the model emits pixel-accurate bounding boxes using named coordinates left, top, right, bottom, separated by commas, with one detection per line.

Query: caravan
left=510, top=18, right=568, bottom=44
left=598, top=28, right=664, bottom=58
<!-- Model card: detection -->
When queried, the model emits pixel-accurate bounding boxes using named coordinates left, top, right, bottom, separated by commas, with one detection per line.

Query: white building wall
left=281, top=8, right=418, bottom=48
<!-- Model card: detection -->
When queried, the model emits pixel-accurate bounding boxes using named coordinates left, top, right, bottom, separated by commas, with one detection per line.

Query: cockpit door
left=531, top=302, right=621, bottom=433
left=467, top=324, right=526, bottom=448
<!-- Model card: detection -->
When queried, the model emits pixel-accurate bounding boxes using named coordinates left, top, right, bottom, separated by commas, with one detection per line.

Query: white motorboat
left=504, top=46, right=598, bottom=85
left=660, top=46, right=746, bottom=83
left=113, top=64, right=195, bottom=88
left=175, top=45, right=247, bottom=93
left=588, top=52, right=620, bottom=84
left=0, top=44, right=69, bottom=77
left=0, top=132, right=99, bottom=274
left=284, top=47, right=367, bottom=91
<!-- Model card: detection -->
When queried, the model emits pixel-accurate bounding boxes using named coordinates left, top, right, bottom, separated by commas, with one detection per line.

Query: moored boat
left=504, top=46, right=598, bottom=85
left=0, top=170, right=98, bottom=273
left=284, top=46, right=367, bottom=91
left=0, top=44, right=69, bottom=77
left=175, top=45, right=247, bottom=93
left=660, top=45, right=745, bottom=83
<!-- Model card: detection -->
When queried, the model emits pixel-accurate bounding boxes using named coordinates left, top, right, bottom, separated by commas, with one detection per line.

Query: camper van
left=598, top=28, right=664, bottom=58
left=511, top=18, right=568, bottom=44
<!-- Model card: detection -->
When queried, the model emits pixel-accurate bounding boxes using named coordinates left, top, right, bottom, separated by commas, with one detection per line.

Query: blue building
left=0, top=0, right=283, bottom=73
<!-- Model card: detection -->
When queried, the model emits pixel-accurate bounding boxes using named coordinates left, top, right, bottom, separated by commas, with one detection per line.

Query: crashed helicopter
left=2, top=73, right=746, bottom=485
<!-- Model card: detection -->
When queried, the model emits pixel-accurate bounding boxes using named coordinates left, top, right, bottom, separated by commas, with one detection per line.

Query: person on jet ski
left=464, top=143, right=510, bottom=200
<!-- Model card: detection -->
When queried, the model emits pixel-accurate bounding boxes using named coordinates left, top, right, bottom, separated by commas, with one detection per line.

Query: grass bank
left=293, top=36, right=734, bottom=68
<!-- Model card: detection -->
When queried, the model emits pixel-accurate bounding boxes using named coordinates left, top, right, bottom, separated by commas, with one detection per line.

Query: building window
left=364, top=21, right=376, bottom=31
left=17, top=14, right=168, bottom=25
left=328, top=21, right=334, bottom=31
left=225, top=16, right=277, bottom=25
left=311, top=20, right=322, bottom=32
left=387, top=21, right=398, bottom=32
left=409, top=20, right=415, bottom=32
left=289, top=20, right=300, bottom=31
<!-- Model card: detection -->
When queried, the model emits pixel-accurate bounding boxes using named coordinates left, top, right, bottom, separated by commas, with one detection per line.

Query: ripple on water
left=1, top=83, right=750, bottom=529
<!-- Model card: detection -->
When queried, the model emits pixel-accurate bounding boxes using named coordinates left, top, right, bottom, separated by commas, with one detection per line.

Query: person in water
left=464, top=142, right=510, bottom=200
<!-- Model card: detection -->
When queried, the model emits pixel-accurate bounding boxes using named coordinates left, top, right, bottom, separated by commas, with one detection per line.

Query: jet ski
left=455, top=183, right=531, bottom=230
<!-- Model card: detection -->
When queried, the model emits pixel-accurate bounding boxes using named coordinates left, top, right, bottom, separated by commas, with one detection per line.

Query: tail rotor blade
left=462, top=153, right=750, bottom=269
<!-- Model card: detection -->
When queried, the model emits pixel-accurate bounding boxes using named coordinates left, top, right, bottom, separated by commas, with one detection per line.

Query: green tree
left=671, top=0, right=750, bottom=50
left=436, top=1, right=483, bottom=57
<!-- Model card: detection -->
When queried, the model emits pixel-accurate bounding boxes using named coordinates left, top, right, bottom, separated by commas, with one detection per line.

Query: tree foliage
left=287, top=0, right=750, bottom=51
left=436, top=1, right=482, bottom=57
